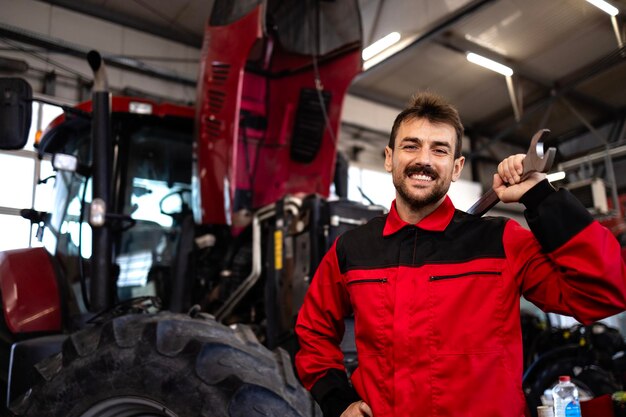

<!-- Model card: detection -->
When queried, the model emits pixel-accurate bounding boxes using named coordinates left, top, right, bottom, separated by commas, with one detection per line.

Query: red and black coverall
left=295, top=180, right=626, bottom=417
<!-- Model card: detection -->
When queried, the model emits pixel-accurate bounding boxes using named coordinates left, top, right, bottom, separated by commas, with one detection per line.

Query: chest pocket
left=345, top=273, right=394, bottom=354
left=428, top=268, right=504, bottom=355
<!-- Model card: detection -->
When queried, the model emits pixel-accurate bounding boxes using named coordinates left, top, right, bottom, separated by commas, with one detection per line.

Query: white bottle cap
left=537, top=405, right=554, bottom=417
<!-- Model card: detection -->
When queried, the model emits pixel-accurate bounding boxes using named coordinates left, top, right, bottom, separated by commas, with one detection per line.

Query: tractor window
left=116, top=123, right=192, bottom=298
left=130, top=178, right=178, bottom=228
left=52, top=132, right=92, bottom=259
left=125, top=130, right=192, bottom=229
left=48, top=137, right=94, bottom=314
left=54, top=173, right=92, bottom=258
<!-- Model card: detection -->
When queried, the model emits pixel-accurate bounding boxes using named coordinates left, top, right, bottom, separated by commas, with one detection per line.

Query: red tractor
left=0, top=1, right=380, bottom=415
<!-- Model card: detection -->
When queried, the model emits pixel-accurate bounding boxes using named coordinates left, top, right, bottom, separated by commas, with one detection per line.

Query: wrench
left=466, top=129, right=556, bottom=217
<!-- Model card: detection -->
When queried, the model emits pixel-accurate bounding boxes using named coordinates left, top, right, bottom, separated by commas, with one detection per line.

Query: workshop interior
left=0, top=0, right=625, bottom=416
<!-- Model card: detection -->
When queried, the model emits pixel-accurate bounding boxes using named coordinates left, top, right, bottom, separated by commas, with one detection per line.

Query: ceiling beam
left=553, top=109, right=626, bottom=149
left=0, top=22, right=197, bottom=86
left=436, top=33, right=619, bottom=117
left=34, top=0, right=203, bottom=48
left=355, top=0, right=498, bottom=81
left=467, top=45, right=626, bottom=158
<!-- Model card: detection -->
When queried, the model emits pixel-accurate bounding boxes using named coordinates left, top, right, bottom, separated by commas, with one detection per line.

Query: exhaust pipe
left=87, top=50, right=114, bottom=312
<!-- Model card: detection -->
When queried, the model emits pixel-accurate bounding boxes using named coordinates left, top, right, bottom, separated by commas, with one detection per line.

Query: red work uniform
left=295, top=180, right=626, bottom=417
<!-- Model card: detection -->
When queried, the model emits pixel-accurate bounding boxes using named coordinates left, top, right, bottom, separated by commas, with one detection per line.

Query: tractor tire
left=10, top=312, right=320, bottom=417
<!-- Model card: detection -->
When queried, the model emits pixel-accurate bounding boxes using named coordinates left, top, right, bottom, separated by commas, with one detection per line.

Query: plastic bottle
left=552, top=376, right=581, bottom=417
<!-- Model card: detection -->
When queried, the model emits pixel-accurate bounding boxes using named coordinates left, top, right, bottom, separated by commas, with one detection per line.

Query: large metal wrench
left=466, top=129, right=556, bottom=216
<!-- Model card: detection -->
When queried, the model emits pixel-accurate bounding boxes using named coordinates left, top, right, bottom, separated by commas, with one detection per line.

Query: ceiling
left=24, top=0, right=626, bottom=190
left=354, top=0, right=626, bottom=157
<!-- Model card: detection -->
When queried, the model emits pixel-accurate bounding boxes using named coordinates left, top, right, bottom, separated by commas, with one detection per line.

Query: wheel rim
left=79, top=396, right=178, bottom=417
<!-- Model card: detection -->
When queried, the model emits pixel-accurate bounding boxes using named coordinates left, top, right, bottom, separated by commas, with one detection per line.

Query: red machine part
left=0, top=247, right=62, bottom=333
left=195, top=4, right=362, bottom=225
left=241, top=47, right=361, bottom=209
left=195, top=5, right=263, bottom=225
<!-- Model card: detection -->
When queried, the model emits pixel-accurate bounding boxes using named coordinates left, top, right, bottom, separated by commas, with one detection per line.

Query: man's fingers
left=492, top=173, right=505, bottom=193
left=341, top=401, right=373, bottom=417
left=359, top=401, right=373, bottom=417
left=498, top=159, right=513, bottom=184
left=498, top=154, right=525, bottom=184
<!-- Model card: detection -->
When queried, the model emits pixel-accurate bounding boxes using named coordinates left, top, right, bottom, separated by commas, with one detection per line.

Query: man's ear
left=384, top=146, right=393, bottom=173
left=452, top=156, right=465, bottom=181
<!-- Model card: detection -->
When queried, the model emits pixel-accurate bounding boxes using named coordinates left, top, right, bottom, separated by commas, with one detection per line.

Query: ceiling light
left=585, top=0, right=619, bottom=16
left=362, top=32, right=401, bottom=61
left=466, top=52, right=513, bottom=76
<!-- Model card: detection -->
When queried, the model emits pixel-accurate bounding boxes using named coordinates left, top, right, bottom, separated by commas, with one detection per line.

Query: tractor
left=0, top=1, right=383, bottom=415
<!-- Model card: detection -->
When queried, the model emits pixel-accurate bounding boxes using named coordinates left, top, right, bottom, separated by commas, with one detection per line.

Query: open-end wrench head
left=542, top=147, right=557, bottom=173
left=524, top=129, right=552, bottom=173
left=527, top=129, right=551, bottom=158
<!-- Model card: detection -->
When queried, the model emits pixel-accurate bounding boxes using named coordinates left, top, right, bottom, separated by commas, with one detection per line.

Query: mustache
left=404, top=163, right=438, bottom=179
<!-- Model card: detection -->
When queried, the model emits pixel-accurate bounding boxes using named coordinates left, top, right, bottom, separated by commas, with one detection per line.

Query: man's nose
left=413, top=147, right=432, bottom=164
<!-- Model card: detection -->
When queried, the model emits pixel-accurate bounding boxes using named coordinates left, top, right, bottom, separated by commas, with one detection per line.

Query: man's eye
left=403, top=145, right=417, bottom=150
left=434, top=148, right=449, bottom=155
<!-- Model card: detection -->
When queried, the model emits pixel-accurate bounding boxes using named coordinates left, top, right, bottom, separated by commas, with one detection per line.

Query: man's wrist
left=311, top=369, right=361, bottom=417
left=319, top=393, right=360, bottom=417
left=519, top=179, right=555, bottom=210
left=521, top=180, right=594, bottom=252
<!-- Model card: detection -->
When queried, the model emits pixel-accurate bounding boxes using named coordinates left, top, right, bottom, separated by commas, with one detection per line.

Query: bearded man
left=295, top=92, right=626, bottom=417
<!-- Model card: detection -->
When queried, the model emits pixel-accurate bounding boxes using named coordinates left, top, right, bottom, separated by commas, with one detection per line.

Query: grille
left=208, top=89, right=225, bottom=113
left=211, top=62, right=230, bottom=86
left=290, top=88, right=332, bottom=163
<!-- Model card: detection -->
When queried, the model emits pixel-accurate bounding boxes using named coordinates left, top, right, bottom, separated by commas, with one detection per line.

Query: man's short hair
left=388, top=92, right=464, bottom=158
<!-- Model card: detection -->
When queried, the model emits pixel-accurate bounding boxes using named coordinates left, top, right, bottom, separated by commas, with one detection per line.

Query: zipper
left=346, top=278, right=388, bottom=285
left=429, top=271, right=501, bottom=281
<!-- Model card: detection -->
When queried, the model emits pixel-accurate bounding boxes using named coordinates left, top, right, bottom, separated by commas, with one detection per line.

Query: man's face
left=384, top=118, right=465, bottom=212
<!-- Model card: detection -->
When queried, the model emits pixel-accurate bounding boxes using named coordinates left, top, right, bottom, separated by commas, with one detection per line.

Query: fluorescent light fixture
left=585, top=0, right=619, bottom=16
left=362, top=36, right=414, bottom=70
left=547, top=171, right=566, bottom=183
left=466, top=52, right=513, bottom=76
left=362, top=32, right=401, bottom=61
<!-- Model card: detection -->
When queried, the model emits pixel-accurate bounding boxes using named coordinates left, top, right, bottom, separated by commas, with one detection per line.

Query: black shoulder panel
left=336, top=211, right=507, bottom=273
left=335, top=215, right=391, bottom=273
left=430, top=211, right=507, bottom=263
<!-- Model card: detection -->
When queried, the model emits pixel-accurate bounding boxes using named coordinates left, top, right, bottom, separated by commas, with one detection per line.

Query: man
left=295, top=92, right=626, bottom=417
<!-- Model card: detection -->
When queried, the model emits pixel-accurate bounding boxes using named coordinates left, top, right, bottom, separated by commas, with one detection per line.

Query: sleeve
left=295, top=240, right=361, bottom=417
left=505, top=180, right=626, bottom=324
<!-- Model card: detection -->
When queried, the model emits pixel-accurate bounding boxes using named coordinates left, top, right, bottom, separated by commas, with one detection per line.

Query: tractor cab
left=37, top=97, right=194, bottom=312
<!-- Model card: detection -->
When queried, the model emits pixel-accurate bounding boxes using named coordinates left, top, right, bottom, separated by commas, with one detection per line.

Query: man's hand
left=340, top=400, right=373, bottom=417
left=493, top=154, right=546, bottom=203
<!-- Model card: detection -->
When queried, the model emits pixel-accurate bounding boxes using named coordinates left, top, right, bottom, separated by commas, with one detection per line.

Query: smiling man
left=295, top=92, right=626, bottom=417
left=385, top=113, right=464, bottom=224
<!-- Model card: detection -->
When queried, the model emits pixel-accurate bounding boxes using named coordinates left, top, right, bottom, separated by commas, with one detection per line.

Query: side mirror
left=0, top=78, right=32, bottom=150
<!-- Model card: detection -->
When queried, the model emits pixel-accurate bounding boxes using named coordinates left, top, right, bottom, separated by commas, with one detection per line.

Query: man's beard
left=393, top=163, right=450, bottom=211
